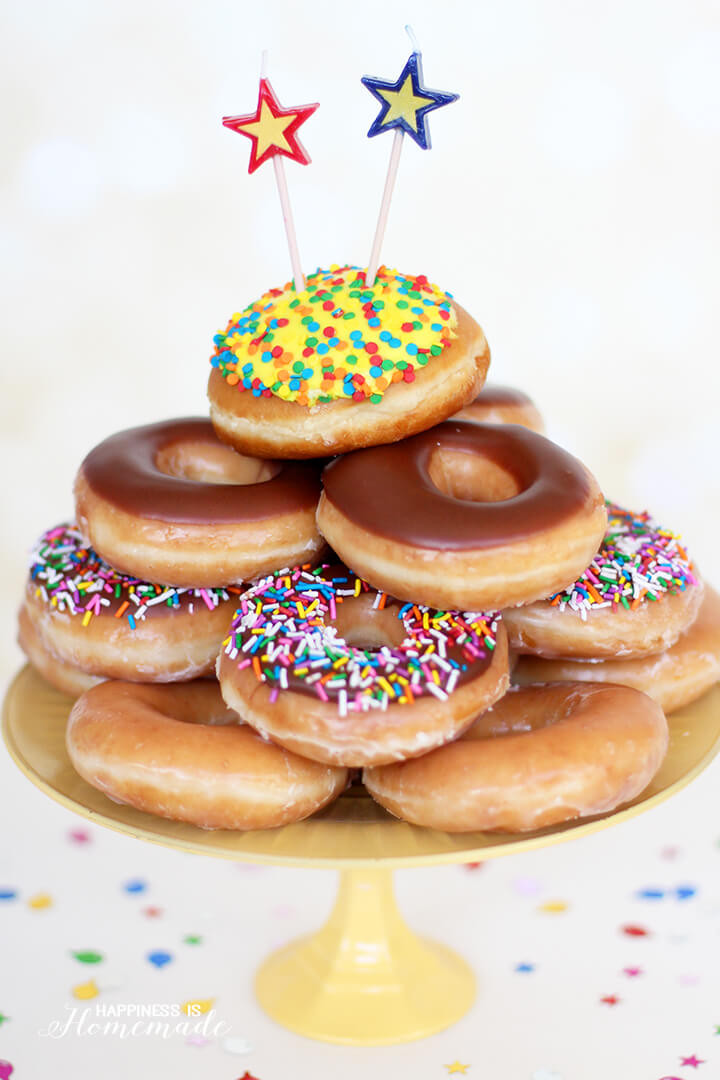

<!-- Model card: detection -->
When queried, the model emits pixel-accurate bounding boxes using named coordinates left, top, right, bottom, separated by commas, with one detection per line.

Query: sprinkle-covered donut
left=317, top=421, right=607, bottom=610
left=74, top=417, right=325, bottom=586
left=216, top=562, right=509, bottom=766
left=20, top=524, right=241, bottom=689
left=513, top=587, right=720, bottom=714
left=207, top=265, right=490, bottom=457
left=67, top=680, right=349, bottom=830
left=504, top=502, right=703, bottom=659
left=454, top=383, right=544, bottom=433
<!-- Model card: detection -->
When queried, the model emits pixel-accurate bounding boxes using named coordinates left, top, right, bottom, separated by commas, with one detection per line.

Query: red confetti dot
left=353, top=373, right=365, bottom=384
left=302, top=347, right=314, bottom=357
left=621, top=924, right=651, bottom=937
left=439, top=309, right=449, bottom=320
left=322, top=300, right=334, bottom=311
left=276, top=318, right=289, bottom=327
left=403, top=368, right=415, bottom=383
left=271, top=345, right=283, bottom=358
left=323, top=327, right=334, bottom=338
left=401, top=322, right=413, bottom=332
left=262, top=388, right=272, bottom=397
left=364, top=342, right=378, bottom=354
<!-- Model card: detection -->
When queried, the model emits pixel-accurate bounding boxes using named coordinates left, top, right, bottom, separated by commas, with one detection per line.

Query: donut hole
left=155, top=441, right=281, bottom=486
left=428, top=448, right=522, bottom=503
left=332, top=594, right=407, bottom=651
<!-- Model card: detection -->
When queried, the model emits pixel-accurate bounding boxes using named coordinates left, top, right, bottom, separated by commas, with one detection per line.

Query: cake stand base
left=255, top=867, right=474, bottom=1045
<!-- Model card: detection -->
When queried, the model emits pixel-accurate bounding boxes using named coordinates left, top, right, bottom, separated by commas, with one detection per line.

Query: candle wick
left=260, top=49, right=269, bottom=79
left=404, top=24, right=421, bottom=55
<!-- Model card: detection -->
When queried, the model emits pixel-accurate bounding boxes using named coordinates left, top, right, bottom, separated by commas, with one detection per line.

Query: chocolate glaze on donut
left=80, top=418, right=321, bottom=524
left=321, top=421, right=596, bottom=551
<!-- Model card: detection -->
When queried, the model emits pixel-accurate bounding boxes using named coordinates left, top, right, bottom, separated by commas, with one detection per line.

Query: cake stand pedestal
left=4, top=665, right=720, bottom=1045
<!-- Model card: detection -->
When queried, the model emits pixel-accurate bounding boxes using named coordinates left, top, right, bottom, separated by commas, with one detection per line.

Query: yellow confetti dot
left=73, top=979, right=99, bottom=1000
left=181, top=998, right=215, bottom=1016
left=28, top=893, right=53, bottom=910
left=538, top=900, right=569, bottom=914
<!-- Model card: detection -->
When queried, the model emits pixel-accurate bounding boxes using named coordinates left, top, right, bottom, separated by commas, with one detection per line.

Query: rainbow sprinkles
left=221, top=564, right=501, bottom=714
left=548, top=502, right=699, bottom=617
left=210, top=265, right=457, bottom=406
left=29, top=525, right=239, bottom=628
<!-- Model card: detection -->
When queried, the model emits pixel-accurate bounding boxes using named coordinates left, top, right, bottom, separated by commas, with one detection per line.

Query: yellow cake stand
left=4, top=665, right=720, bottom=1045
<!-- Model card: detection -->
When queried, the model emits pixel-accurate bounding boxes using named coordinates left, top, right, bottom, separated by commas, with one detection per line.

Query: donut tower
left=18, top=47, right=719, bottom=834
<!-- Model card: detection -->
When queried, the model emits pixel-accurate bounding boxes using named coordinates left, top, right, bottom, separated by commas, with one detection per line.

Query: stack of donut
left=18, top=264, right=717, bottom=833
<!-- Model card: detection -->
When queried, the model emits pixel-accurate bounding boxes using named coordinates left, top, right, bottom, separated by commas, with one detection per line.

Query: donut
left=217, top=563, right=510, bottom=767
left=207, top=265, right=489, bottom=458
left=74, top=417, right=324, bottom=587
left=455, top=383, right=544, bottom=432
left=363, top=682, right=669, bottom=833
left=17, top=605, right=101, bottom=696
left=503, top=502, right=703, bottom=659
left=20, top=524, right=241, bottom=684
left=513, top=586, right=720, bottom=713
left=66, top=680, right=349, bottom=830
left=317, top=421, right=607, bottom=610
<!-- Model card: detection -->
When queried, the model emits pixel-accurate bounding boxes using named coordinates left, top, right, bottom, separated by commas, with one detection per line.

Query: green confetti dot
left=183, top=935, right=203, bottom=946
left=71, top=951, right=104, bottom=965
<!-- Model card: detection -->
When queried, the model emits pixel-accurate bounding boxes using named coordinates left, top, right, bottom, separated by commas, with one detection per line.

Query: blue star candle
left=362, top=36, right=459, bottom=283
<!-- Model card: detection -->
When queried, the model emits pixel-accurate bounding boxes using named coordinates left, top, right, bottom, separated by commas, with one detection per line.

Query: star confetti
left=223, top=79, right=318, bottom=174
left=679, top=1055, right=705, bottom=1068
left=444, top=1064, right=470, bottom=1075
left=362, top=52, right=458, bottom=150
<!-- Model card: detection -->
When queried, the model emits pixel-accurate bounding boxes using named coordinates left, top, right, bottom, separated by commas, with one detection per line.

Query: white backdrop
left=1, top=3, right=719, bottom=1078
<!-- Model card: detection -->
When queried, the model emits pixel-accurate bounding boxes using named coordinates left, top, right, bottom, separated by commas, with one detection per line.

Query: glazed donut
left=18, top=605, right=101, bottom=696
left=217, top=563, right=509, bottom=767
left=74, top=417, right=324, bottom=587
left=317, top=421, right=607, bottom=610
left=207, top=265, right=489, bottom=458
left=504, top=502, right=703, bottom=659
left=455, top=383, right=544, bottom=433
left=20, top=524, right=240, bottom=684
left=67, top=680, right=349, bottom=829
left=513, top=586, right=720, bottom=713
left=363, top=682, right=669, bottom=833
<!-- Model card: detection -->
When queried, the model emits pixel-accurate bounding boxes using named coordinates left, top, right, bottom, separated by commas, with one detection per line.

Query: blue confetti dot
left=515, top=962, right=535, bottom=973
left=636, top=888, right=665, bottom=900
left=147, top=950, right=173, bottom=969
left=379, top=331, right=392, bottom=342
left=368, top=317, right=381, bottom=328
left=308, top=321, right=320, bottom=332
left=0, top=890, right=17, bottom=901
left=328, top=337, right=339, bottom=347
left=676, top=885, right=697, bottom=900
left=316, top=343, right=329, bottom=356
left=389, top=338, right=401, bottom=349
left=405, top=343, right=418, bottom=356
left=123, top=880, right=147, bottom=894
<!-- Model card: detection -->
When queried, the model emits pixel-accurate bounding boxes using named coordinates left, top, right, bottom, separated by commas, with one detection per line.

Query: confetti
left=68, top=828, right=92, bottom=844
left=0, top=1015, right=10, bottom=1027
left=623, top=967, right=643, bottom=977
left=147, top=951, right=173, bottom=969
left=538, top=900, right=568, bottom=914
left=223, top=563, right=500, bottom=712
left=181, top=999, right=214, bottom=1016
left=0, top=891, right=17, bottom=902
left=123, top=879, right=147, bottom=894
left=600, top=995, right=621, bottom=1006
left=444, top=1064, right=470, bottom=1076
left=515, top=963, right=535, bottom=973
left=210, top=266, right=458, bottom=407
left=679, top=1056, right=705, bottom=1068
left=622, top=924, right=651, bottom=937
left=548, top=502, right=698, bottom=617
left=143, top=907, right=163, bottom=918
left=183, top=935, right=203, bottom=945
left=0, top=1062, right=13, bottom=1080
left=222, top=1037, right=253, bottom=1055
left=27, top=893, right=52, bottom=910
left=72, top=979, right=99, bottom=1000
left=71, top=951, right=103, bottom=964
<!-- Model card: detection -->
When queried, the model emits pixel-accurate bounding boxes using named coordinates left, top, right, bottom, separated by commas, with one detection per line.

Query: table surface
left=1, top=668, right=720, bottom=1079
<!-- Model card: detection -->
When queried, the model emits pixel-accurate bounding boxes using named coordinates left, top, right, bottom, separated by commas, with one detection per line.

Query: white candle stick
left=272, top=154, right=306, bottom=293
left=366, top=128, right=404, bottom=288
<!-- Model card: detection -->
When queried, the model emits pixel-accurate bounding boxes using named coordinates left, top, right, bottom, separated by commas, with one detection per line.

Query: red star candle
left=223, top=63, right=318, bottom=292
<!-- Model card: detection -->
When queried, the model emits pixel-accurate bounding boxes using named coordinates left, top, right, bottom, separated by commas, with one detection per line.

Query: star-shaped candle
left=223, top=58, right=318, bottom=292
left=362, top=29, right=459, bottom=285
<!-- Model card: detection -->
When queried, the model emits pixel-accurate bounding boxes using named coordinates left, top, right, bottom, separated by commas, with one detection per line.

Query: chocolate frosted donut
left=454, top=383, right=544, bottom=432
left=317, top=421, right=607, bottom=609
left=74, top=418, right=325, bottom=586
